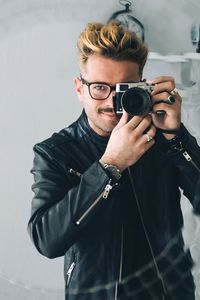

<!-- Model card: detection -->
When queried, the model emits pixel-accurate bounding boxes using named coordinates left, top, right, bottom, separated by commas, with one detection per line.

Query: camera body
left=113, top=82, right=155, bottom=116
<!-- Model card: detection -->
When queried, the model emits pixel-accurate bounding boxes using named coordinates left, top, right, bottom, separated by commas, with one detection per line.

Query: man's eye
left=93, top=85, right=107, bottom=91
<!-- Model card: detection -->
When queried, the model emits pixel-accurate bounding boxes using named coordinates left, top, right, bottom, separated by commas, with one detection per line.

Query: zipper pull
left=102, top=181, right=113, bottom=199
left=69, top=168, right=82, bottom=177
left=182, top=151, right=192, bottom=162
left=66, top=262, right=76, bottom=286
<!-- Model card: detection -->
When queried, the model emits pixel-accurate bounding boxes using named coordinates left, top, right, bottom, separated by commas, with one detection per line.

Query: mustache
left=98, top=107, right=115, bottom=113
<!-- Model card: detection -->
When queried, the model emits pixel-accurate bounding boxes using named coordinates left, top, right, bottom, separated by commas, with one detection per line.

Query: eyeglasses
left=80, top=76, right=116, bottom=100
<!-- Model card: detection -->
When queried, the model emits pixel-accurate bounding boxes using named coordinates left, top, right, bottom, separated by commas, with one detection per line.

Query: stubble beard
left=88, top=108, right=119, bottom=136
left=97, top=120, right=118, bottom=135
left=96, top=108, right=119, bottom=135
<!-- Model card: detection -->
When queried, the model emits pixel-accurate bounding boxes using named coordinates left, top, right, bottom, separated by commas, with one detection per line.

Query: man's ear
left=74, top=77, right=83, bottom=99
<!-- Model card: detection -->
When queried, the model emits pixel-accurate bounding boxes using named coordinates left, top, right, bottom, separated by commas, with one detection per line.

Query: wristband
left=99, top=160, right=122, bottom=181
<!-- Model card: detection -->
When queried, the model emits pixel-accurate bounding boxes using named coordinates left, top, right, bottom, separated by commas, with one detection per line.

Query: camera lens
left=121, top=87, right=151, bottom=115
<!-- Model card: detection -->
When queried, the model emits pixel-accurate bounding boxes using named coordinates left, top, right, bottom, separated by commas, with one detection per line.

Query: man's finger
left=115, top=110, right=129, bottom=128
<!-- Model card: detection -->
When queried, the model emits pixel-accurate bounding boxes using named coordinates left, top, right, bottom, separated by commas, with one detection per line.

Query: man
left=28, top=21, right=200, bottom=299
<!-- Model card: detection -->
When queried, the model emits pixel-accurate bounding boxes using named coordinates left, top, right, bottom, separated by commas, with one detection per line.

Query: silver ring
left=145, top=132, right=153, bottom=143
left=169, top=87, right=178, bottom=96
left=167, top=95, right=176, bottom=104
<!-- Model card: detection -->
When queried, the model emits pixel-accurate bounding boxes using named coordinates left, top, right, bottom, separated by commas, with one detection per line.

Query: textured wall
left=0, top=1, right=200, bottom=299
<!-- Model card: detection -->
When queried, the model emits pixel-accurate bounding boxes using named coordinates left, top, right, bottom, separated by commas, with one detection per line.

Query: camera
left=113, top=82, right=155, bottom=116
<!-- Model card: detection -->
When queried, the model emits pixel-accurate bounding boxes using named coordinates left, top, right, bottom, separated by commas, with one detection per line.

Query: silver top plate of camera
left=116, top=82, right=154, bottom=93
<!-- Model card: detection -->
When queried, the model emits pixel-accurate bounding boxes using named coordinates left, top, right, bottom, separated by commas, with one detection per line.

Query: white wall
left=0, top=1, right=200, bottom=299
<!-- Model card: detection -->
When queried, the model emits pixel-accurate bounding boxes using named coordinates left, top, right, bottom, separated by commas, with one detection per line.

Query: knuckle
left=164, top=91, right=169, bottom=98
left=169, top=81, right=174, bottom=90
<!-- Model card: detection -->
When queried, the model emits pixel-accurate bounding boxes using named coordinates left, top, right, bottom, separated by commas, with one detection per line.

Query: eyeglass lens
left=89, top=83, right=111, bottom=100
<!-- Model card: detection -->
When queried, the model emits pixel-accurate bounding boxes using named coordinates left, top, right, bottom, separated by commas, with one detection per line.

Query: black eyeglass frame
left=80, top=76, right=116, bottom=100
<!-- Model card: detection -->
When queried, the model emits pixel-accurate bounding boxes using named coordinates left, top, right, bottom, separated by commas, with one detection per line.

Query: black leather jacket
left=28, top=111, right=200, bottom=300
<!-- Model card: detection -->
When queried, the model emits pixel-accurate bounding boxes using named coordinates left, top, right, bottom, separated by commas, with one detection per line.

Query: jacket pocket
left=75, top=179, right=113, bottom=225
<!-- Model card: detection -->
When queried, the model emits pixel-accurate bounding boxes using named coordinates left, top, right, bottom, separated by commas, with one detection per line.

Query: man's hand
left=100, top=112, right=156, bottom=172
left=151, top=76, right=182, bottom=140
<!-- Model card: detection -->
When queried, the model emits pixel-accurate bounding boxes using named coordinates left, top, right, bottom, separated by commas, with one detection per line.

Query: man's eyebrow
left=91, top=79, right=140, bottom=85
left=91, top=80, right=116, bottom=87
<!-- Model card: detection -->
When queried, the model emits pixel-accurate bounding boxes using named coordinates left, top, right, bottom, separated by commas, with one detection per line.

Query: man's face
left=74, top=54, right=141, bottom=136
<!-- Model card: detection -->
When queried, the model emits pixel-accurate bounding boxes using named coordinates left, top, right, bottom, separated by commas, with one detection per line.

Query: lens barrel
left=121, top=87, right=151, bottom=115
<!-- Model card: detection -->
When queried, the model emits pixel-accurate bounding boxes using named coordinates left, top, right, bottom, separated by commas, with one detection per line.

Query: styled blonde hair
left=77, top=21, right=148, bottom=76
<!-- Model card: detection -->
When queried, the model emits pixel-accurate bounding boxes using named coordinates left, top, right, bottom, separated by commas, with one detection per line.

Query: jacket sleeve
left=27, top=143, right=114, bottom=259
left=158, top=124, right=200, bottom=213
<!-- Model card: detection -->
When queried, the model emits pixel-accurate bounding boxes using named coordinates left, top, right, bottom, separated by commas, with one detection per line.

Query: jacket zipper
left=114, top=224, right=124, bottom=300
left=76, top=179, right=113, bottom=225
left=173, top=141, right=200, bottom=173
left=66, top=261, right=76, bottom=286
left=182, top=150, right=200, bottom=172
